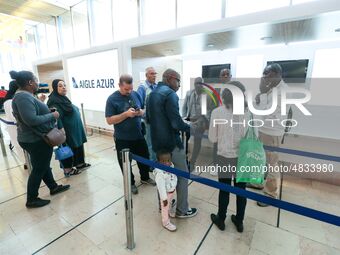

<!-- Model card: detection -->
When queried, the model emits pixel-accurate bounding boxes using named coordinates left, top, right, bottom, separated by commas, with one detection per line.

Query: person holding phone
left=105, top=74, right=156, bottom=195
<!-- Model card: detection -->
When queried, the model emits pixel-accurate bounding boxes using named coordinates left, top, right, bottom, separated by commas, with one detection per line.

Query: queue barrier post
left=122, top=148, right=135, bottom=250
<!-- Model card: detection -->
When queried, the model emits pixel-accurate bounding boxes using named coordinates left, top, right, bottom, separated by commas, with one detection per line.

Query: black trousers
left=19, top=139, right=58, bottom=201
left=61, top=145, right=85, bottom=168
left=217, top=156, right=247, bottom=222
left=115, top=138, right=150, bottom=185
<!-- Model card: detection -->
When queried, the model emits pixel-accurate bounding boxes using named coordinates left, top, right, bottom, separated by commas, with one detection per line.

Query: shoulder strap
left=13, top=96, right=55, bottom=137
left=244, top=113, right=257, bottom=140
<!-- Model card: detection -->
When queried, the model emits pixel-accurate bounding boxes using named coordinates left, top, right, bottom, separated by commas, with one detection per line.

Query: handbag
left=13, top=108, right=66, bottom=147
left=236, top=122, right=266, bottom=184
left=54, top=144, right=74, bottom=161
left=43, top=127, right=66, bottom=147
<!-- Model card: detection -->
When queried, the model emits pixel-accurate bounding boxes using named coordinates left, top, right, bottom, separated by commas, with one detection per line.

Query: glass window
left=60, top=11, right=74, bottom=53
left=112, top=0, right=138, bottom=40
left=45, top=19, right=59, bottom=56
left=141, top=0, right=175, bottom=35
left=72, top=0, right=90, bottom=49
left=226, top=0, right=290, bottom=17
left=25, top=27, right=38, bottom=63
left=37, top=23, right=48, bottom=57
left=92, top=0, right=113, bottom=45
left=177, top=0, right=221, bottom=28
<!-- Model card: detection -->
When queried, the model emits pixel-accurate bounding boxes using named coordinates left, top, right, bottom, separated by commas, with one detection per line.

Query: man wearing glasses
left=147, top=69, right=199, bottom=218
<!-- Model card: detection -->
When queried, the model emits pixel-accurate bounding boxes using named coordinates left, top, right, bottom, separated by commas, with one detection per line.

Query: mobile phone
left=128, top=99, right=139, bottom=111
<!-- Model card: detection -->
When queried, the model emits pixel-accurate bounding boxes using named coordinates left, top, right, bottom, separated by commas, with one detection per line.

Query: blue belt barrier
left=131, top=153, right=340, bottom=227
left=264, top=145, right=340, bottom=162
left=0, top=118, right=16, bottom=126
left=201, top=133, right=340, bottom=163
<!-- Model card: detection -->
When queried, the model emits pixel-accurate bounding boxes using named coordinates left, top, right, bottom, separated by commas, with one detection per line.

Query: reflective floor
left=0, top=129, right=339, bottom=255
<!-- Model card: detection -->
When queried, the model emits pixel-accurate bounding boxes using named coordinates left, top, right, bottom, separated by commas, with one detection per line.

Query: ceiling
left=37, top=61, right=63, bottom=71
left=0, top=0, right=71, bottom=23
left=132, top=11, right=340, bottom=59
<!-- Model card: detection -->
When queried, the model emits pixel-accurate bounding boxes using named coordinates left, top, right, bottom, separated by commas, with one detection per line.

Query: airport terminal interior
left=0, top=0, right=340, bottom=254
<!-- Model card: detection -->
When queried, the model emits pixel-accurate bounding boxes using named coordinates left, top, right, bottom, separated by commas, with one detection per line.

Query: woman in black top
left=47, top=79, right=90, bottom=176
left=11, top=71, right=70, bottom=208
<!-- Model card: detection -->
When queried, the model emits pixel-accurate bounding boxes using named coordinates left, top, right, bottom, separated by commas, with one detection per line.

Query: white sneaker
left=163, top=222, right=177, bottom=232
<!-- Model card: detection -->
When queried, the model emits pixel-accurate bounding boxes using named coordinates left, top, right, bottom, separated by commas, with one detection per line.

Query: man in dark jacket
left=147, top=69, right=198, bottom=218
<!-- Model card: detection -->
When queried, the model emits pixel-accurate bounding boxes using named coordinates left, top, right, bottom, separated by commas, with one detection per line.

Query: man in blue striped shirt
left=137, top=67, right=158, bottom=162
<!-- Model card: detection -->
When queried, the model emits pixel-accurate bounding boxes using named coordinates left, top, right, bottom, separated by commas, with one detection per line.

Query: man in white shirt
left=253, top=64, right=287, bottom=207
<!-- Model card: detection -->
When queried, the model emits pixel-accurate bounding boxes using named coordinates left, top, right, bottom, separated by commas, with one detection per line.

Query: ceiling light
left=164, top=49, right=174, bottom=55
left=260, top=36, right=272, bottom=40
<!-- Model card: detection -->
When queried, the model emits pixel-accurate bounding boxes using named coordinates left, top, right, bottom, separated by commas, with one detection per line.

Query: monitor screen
left=202, top=64, right=231, bottom=83
left=266, top=59, right=309, bottom=83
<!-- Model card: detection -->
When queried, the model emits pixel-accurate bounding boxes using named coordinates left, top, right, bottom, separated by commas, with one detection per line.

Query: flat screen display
left=266, top=59, right=309, bottom=83
left=202, top=64, right=231, bottom=83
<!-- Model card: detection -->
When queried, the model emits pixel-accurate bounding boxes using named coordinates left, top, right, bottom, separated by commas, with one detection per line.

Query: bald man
left=251, top=64, right=287, bottom=207
left=147, top=69, right=198, bottom=218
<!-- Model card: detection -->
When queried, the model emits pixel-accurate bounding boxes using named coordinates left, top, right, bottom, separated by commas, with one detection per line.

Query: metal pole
left=122, top=149, right=135, bottom=250
left=0, top=122, right=7, bottom=156
left=80, top=103, right=89, bottom=136
left=24, top=150, right=32, bottom=175
left=276, top=171, right=284, bottom=228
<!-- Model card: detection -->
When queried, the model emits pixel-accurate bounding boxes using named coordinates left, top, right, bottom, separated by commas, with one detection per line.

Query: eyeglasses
left=168, top=75, right=180, bottom=84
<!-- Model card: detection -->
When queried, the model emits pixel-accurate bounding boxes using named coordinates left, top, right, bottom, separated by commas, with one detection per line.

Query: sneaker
left=163, top=222, right=176, bottom=232
left=169, top=199, right=177, bottom=218
left=131, top=185, right=138, bottom=195
left=210, top=213, right=225, bottom=231
left=176, top=207, right=198, bottom=218
left=141, top=178, right=156, bottom=186
left=257, top=201, right=269, bottom=207
left=50, top=185, right=70, bottom=195
left=26, top=198, right=50, bottom=208
left=231, top=214, right=244, bottom=233
left=76, top=163, right=91, bottom=171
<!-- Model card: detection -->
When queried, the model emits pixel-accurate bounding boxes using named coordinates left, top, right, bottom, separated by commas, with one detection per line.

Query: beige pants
left=259, top=131, right=281, bottom=198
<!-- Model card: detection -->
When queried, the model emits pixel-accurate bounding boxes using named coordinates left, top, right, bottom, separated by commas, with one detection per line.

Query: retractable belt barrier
left=131, top=153, right=340, bottom=227
left=264, top=145, right=340, bottom=162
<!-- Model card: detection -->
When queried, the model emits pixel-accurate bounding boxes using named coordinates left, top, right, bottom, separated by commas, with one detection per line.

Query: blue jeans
left=145, top=123, right=156, bottom=162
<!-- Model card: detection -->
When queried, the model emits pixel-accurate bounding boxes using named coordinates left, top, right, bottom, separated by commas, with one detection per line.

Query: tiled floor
left=0, top=126, right=339, bottom=255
